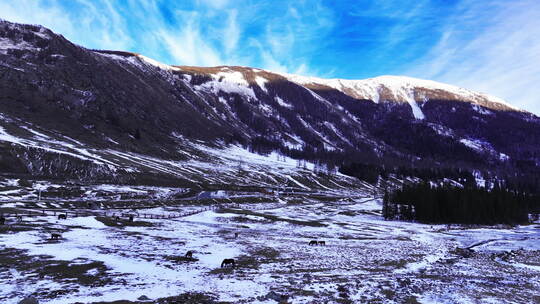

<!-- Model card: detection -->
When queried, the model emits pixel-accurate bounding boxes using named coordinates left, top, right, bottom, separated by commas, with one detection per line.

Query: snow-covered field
left=1, top=197, right=539, bottom=304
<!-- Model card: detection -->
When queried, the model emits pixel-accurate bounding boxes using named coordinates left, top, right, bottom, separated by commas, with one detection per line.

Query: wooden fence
left=1, top=198, right=372, bottom=221
left=0, top=202, right=284, bottom=221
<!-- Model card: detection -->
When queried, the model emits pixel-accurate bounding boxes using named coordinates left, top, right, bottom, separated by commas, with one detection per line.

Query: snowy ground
left=1, top=197, right=539, bottom=304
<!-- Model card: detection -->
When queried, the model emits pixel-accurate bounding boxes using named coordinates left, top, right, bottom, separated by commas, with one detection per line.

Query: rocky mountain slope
left=1, top=19, right=539, bottom=187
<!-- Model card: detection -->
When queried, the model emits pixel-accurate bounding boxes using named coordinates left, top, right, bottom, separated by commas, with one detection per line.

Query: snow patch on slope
left=214, top=70, right=249, bottom=86
left=255, top=76, right=268, bottom=93
left=0, top=37, right=39, bottom=53
left=0, top=126, right=23, bottom=144
left=471, top=103, right=493, bottom=115
left=460, top=138, right=509, bottom=161
left=275, top=96, right=292, bottom=109
left=404, top=89, right=425, bottom=120
left=195, top=70, right=257, bottom=100
left=460, top=139, right=484, bottom=151
left=136, top=55, right=181, bottom=72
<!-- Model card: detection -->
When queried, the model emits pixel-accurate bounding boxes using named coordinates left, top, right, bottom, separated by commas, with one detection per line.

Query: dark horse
left=0, top=216, right=5, bottom=225
left=221, top=258, right=235, bottom=268
left=185, top=251, right=194, bottom=258
left=50, top=233, right=62, bottom=240
left=128, top=215, right=134, bottom=222
left=318, top=241, right=326, bottom=246
left=309, top=240, right=318, bottom=246
left=58, top=214, right=67, bottom=220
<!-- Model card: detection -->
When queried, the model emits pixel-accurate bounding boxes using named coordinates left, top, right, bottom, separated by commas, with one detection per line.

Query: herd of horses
left=184, top=250, right=235, bottom=267
left=1, top=212, right=329, bottom=269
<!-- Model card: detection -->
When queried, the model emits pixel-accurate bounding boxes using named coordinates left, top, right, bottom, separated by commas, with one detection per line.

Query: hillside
left=1, top=19, right=539, bottom=189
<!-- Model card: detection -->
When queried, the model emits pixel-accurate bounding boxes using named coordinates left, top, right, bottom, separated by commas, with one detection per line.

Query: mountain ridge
left=96, top=48, right=522, bottom=115
left=0, top=19, right=539, bottom=188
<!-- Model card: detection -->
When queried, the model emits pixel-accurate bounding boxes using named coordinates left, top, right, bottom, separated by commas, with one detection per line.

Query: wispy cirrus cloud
left=0, top=0, right=134, bottom=50
left=404, top=0, right=540, bottom=114
left=0, top=0, right=334, bottom=76
left=337, top=0, right=540, bottom=114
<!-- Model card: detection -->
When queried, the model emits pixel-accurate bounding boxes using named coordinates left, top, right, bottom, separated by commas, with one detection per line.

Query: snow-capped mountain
left=1, top=19, right=539, bottom=185
left=281, top=74, right=519, bottom=118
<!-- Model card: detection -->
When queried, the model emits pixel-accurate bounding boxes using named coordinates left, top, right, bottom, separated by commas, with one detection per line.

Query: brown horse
left=221, top=258, right=235, bottom=268
left=58, top=214, right=67, bottom=220
left=185, top=250, right=194, bottom=258
left=309, top=240, right=318, bottom=246
left=50, top=233, right=62, bottom=240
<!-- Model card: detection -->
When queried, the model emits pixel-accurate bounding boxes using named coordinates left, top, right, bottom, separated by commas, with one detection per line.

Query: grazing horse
left=185, top=251, right=193, bottom=258
left=0, top=216, right=5, bottom=225
left=309, top=240, right=318, bottom=246
left=221, top=258, right=235, bottom=268
left=318, top=241, right=326, bottom=246
left=50, top=233, right=62, bottom=240
left=58, top=214, right=67, bottom=220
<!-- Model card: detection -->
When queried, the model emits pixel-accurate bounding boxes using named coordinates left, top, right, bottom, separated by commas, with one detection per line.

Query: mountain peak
left=278, top=72, right=519, bottom=113
left=0, top=19, right=53, bottom=53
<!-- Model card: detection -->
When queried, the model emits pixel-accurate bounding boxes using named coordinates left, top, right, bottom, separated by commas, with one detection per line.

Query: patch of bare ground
left=82, top=292, right=227, bottom=304
left=216, top=208, right=326, bottom=227
left=94, top=216, right=154, bottom=227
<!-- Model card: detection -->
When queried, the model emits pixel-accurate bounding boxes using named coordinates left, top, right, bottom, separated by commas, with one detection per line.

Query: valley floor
left=1, top=196, right=539, bottom=304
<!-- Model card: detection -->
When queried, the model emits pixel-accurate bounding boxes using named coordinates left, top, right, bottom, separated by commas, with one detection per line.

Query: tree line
left=383, top=183, right=539, bottom=225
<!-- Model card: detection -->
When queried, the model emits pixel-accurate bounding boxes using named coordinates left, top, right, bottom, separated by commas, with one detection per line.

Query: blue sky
left=1, top=0, right=539, bottom=114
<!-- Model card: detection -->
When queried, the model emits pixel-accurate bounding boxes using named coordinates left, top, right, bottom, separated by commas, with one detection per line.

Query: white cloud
left=0, top=0, right=133, bottom=50
left=223, top=9, right=240, bottom=55
left=0, top=0, right=76, bottom=38
left=0, top=0, right=335, bottom=78
left=157, top=15, right=223, bottom=67
left=406, top=0, right=540, bottom=114
left=197, top=0, right=231, bottom=9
